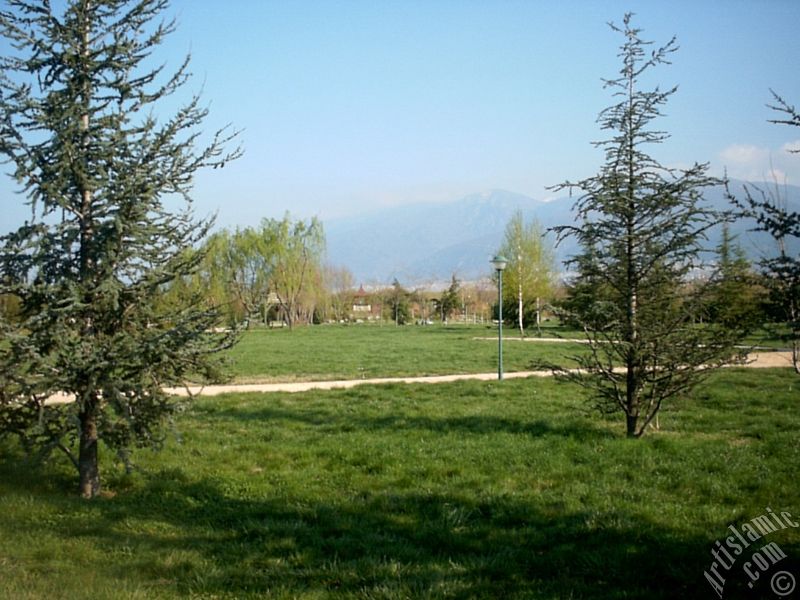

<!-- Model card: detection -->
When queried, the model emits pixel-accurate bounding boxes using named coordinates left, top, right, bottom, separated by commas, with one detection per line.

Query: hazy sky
left=2, top=0, right=800, bottom=231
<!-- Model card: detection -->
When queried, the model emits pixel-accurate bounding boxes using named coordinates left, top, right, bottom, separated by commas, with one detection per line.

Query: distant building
left=352, top=285, right=371, bottom=314
left=352, top=285, right=382, bottom=320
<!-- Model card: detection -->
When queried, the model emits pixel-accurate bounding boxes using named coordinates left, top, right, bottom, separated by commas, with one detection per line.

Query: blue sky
left=2, top=0, right=800, bottom=231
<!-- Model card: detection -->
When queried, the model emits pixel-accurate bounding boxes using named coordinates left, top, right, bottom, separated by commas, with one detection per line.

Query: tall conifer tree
left=552, top=14, right=742, bottom=437
left=0, top=0, right=240, bottom=497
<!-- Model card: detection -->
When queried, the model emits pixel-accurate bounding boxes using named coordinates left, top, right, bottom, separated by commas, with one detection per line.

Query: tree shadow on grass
left=111, top=478, right=800, bottom=599
left=4, top=373, right=800, bottom=600
left=207, top=403, right=617, bottom=442
left=1, top=448, right=798, bottom=599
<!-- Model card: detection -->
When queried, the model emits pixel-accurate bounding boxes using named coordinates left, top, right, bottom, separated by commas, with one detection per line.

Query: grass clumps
left=1, top=369, right=798, bottom=598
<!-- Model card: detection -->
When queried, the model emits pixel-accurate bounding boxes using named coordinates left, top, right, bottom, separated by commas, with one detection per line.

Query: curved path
left=41, top=351, right=794, bottom=404
left=165, top=351, right=795, bottom=397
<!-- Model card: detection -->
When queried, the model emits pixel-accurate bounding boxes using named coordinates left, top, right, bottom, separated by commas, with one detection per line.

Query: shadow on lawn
left=3, top=464, right=796, bottom=599
left=207, top=401, right=617, bottom=441
left=119, top=478, right=800, bottom=599
left=3, top=374, right=799, bottom=599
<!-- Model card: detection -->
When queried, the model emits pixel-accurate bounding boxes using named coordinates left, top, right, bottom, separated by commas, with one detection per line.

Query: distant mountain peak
left=325, top=189, right=566, bottom=283
left=324, top=182, right=800, bottom=284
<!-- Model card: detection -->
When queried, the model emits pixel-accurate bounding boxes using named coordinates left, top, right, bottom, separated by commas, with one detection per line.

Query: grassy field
left=222, top=322, right=790, bottom=383
left=1, top=368, right=798, bottom=599
left=224, top=323, right=586, bottom=382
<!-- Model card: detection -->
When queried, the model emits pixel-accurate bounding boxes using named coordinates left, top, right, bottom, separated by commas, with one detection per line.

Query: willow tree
left=551, top=14, right=742, bottom=437
left=0, top=0, right=240, bottom=497
left=268, top=215, right=325, bottom=328
left=325, top=264, right=355, bottom=323
left=202, top=227, right=277, bottom=327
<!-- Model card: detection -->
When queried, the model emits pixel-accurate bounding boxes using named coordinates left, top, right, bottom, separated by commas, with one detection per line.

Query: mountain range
left=324, top=183, right=800, bottom=285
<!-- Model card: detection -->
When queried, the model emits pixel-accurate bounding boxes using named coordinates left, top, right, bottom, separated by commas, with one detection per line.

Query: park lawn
left=222, top=322, right=791, bottom=384
left=742, top=324, right=798, bottom=349
left=224, top=323, right=587, bottom=382
left=1, top=368, right=798, bottom=599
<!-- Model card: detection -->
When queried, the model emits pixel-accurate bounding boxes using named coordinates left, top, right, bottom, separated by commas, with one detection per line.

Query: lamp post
left=491, top=254, right=508, bottom=380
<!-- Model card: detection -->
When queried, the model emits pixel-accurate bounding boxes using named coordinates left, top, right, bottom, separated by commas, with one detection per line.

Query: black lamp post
left=491, top=254, right=508, bottom=380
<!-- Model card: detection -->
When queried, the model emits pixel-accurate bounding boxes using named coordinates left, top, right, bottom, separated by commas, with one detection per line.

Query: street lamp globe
left=491, top=254, right=508, bottom=272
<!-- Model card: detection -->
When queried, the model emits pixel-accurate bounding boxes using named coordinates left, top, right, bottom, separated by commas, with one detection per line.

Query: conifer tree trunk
left=79, top=396, right=100, bottom=498
left=78, top=3, right=100, bottom=497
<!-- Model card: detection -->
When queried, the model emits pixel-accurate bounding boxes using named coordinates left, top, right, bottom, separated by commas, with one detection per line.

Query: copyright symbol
left=771, top=570, right=796, bottom=597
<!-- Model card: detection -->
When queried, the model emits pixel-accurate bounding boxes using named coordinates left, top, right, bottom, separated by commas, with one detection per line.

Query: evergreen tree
left=551, top=14, right=742, bottom=437
left=558, top=239, right=612, bottom=331
left=438, top=274, right=461, bottom=323
left=729, top=91, right=800, bottom=373
left=749, top=194, right=799, bottom=371
left=0, top=0, right=240, bottom=497
left=386, top=278, right=410, bottom=325
left=706, top=223, right=762, bottom=330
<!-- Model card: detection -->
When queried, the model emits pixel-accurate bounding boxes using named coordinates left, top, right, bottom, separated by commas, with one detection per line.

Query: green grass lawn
left=1, top=369, right=798, bottom=599
left=222, top=322, right=790, bottom=384
left=224, top=323, right=586, bottom=382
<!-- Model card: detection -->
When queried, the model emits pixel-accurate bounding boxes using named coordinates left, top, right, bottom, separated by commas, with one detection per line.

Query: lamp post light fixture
left=491, top=254, right=508, bottom=380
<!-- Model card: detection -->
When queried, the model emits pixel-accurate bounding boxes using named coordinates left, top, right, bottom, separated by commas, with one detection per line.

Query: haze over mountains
left=325, top=182, right=800, bottom=285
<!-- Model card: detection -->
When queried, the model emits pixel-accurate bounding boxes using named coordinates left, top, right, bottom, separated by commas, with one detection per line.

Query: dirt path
left=164, top=351, right=795, bottom=397
left=40, top=351, right=794, bottom=403
left=745, top=351, right=796, bottom=368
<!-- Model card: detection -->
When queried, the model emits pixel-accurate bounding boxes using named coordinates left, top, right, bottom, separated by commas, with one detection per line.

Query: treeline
left=157, top=215, right=326, bottom=328
left=0, top=207, right=789, bottom=336
left=490, top=209, right=791, bottom=339
left=556, top=221, right=784, bottom=333
left=381, top=276, right=496, bottom=326
left=154, top=215, right=495, bottom=329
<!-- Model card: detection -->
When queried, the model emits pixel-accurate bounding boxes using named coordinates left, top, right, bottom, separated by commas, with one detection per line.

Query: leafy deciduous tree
left=164, top=216, right=326, bottom=329
left=497, top=210, right=555, bottom=336
left=269, top=215, right=325, bottom=329
left=193, top=227, right=276, bottom=327
left=325, top=264, right=355, bottom=322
